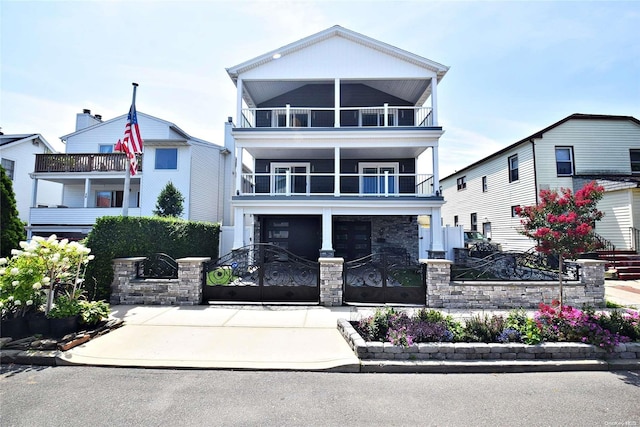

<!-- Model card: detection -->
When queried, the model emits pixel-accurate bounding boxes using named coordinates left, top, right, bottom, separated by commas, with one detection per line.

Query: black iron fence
left=136, top=253, right=178, bottom=279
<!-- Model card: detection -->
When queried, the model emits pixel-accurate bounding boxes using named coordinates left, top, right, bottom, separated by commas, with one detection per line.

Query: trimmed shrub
left=83, top=216, right=220, bottom=300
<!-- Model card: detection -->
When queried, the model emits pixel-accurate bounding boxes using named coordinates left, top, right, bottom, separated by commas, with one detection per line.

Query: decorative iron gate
left=344, top=252, right=426, bottom=304
left=202, top=244, right=320, bottom=303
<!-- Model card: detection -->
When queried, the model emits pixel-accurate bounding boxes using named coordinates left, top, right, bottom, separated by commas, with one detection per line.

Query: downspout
left=530, top=139, right=539, bottom=204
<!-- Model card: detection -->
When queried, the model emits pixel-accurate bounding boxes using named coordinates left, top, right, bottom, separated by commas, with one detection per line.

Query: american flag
left=115, top=103, right=143, bottom=175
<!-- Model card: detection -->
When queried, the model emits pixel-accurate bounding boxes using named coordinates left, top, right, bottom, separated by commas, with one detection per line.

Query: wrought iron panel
left=136, top=253, right=178, bottom=279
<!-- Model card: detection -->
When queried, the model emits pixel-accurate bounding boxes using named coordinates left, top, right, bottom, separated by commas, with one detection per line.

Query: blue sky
left=2, top=0, right=639, bottom=176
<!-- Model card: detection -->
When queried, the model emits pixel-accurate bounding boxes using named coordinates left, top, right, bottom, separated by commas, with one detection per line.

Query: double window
left=271, top=162, right=310, bottom=194
left=555, top=147, right=574, bottom=176
left=359, top=162, right=398, bottom=194
left=457, top=176, right=466, bottom=191
left=508, top=155, right=519, bottom=182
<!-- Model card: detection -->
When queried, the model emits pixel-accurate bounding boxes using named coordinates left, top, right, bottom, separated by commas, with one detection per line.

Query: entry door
left=271, top=163, right=309, bottom=195
left=333, top=221, right=371, bottom=261
left=359, top=163, right=398, bottom=195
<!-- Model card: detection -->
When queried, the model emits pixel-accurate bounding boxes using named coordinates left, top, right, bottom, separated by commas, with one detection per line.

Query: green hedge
left=83, top=216, right=220, bottom=300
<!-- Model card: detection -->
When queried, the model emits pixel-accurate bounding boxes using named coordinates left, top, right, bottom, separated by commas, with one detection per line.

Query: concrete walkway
left=18, top=279, right=640, bottom=372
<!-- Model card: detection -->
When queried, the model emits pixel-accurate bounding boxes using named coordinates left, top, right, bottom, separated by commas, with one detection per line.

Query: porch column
left=84, top=178, right=91, bottom=207
left=235, top=145, right=243, bottom=196
left=320, top=208, right=334, bottom=257
left=431, top=76, right=438, bottom=126
left=433, top=145, right=440, bottom=196
left=431, top=209, right=444, bottom=253
left=236, top=78, right=243, bottom=128
left=334, top=147, right=340, bottom=196
left=232, top=207, right=245, bottom=250
left=31, top=177, right=38, bottom=207
left=334, top=78, right=340, bottom=128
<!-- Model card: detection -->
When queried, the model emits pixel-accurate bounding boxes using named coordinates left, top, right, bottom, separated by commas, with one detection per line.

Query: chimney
left=75, top=108, right=102, bottom=131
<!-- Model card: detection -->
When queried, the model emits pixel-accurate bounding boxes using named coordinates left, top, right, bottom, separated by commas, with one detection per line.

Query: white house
left=28, top=109, right=228, bottom=239
left=440, top=113, right=640, bottom=254
left=0, top=133, right=62, bottom=223
left=217, top=25, right=452, bottom=304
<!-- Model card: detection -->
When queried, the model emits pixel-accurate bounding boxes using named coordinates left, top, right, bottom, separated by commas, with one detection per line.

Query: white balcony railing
left=240, top=105, right=433, bottom=129
left=29, top=207, right=141, bottom=226
left=239, top=172, right=434, bottom=197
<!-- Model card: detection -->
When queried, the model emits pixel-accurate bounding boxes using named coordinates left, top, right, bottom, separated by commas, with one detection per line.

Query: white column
left=83, top=178, right=90, bottom=208
left=433, top=145, right=440, bottom=196
left=321, top=208, right=333, bottom=254
left=31, top=177, right=38, bottom=207
left=334, top=147, right=340, bottom=196
left=235, top=146, right=243, bottom=196
left=232, top=207, right=244, bottom=249
left=383, top=103, right=389, bottom=126
left=334, top=78, right=340, bottom=128
left=431, top=76, right=438, bottom=126
left=431, top=209, right=444, bottom=252
left=236, top=78, right=243, bottom=127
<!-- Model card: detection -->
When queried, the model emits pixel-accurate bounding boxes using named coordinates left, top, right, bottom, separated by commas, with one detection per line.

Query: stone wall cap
left=319, top=257, right=344, bottom=264
left=419, top=259, right=453, bottom=265
left=575, top=259, right=607, bottom=266
left=177, top=257, right=212, bottom=263
left=112, top=257, right=147, bottom=262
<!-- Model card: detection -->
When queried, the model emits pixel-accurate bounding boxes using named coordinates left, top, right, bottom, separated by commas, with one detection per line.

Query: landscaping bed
left=339, top=305, right=640, bottom=361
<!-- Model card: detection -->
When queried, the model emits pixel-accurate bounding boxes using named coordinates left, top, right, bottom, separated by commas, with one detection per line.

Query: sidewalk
left=604, top=278, right=640, bottom=309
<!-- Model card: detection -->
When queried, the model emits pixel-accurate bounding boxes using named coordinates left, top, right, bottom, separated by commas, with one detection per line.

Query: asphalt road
left=1, top=366, right=639, bottom=427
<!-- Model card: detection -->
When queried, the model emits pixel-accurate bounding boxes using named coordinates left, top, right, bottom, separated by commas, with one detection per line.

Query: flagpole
left=122, top=82, right=139, bottom=217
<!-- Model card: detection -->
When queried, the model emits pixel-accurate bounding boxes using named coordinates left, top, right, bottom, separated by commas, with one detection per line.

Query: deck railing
left=240, top=105, right=433, bottom=129
left=239, top=172, right=434, bottom=197
left=34, top=153, right=142, bottom=173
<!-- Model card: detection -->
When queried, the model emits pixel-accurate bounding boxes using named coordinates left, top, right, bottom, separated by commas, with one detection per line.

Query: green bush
left=83, top=216, right=220, bottom=300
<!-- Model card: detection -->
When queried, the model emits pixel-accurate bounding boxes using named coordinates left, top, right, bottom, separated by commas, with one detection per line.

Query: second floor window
left=555, top=147, right=574, bottom=176
left=99, top=144, right=113, bottom=153
left=482, top=176, right=487, bottom=192
left=457, top=176, right=466, bottom=191
left=1, top=158, right=15, bottom=180
left=155, top=148, right=178, bottom=170
left=631, top=149, right=640, bottom=174
left=508, top=155, right=519, bottom=182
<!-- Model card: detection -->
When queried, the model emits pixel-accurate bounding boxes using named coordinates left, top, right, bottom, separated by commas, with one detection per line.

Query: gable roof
left=442, top=113, right=640, bottom=180
left=0, top=133, right=58, bottom=153
left=227, top=25, right=449, bottom=81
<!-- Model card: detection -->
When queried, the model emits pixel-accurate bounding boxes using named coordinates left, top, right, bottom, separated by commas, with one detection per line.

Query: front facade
left=0, top=133, right=62, bottom=223
left=28, top=110, right=227, bottom=239
left=441, top=114, right=640, bottom=252
left=221, top=26, right=449, bottom=263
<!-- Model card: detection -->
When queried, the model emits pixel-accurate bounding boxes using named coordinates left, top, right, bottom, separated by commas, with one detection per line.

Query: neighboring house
left=221, top=25, right=449, bottom=264
left=0, top=133, right=62, bottom=224
left=28, top=109, right=227, bottom=239
left=440, top=113, right=640, bottom=252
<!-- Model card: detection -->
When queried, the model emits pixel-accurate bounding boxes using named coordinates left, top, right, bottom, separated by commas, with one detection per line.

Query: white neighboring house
left=0, top=133, right=62, bottom=224
left=440, top=113, right=640, bottom=252
left=28, top=109, right=228, bottom=239
left=222, top=25, right=449, bottom=266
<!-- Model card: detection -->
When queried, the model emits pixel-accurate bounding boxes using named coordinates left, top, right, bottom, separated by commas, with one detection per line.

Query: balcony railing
left=240, top=105, right=433, bottom=129
left=34, top=153, right=143, bottom=173
left=30, top=207, right=141, bottom=225
left=239, top=172, right=434, bottom=197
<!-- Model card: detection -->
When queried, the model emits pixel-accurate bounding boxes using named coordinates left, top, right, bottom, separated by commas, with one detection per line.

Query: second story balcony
left=240, top=105, right=433, bottom=129
left=239, top=171, right=435, bottom=197
left=34, top=153, right=143, bottom=173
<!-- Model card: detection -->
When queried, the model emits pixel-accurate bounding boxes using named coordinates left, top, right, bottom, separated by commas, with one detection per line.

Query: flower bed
left=339, top=305, right=640, bottom=361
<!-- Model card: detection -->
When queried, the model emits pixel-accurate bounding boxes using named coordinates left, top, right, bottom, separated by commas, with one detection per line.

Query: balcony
left=29, top=207, right=141, bottom=226
left=34, top=153, right=142, bottom=173
left=239, top=172, right=435, bottom=197
left=240, top=105, right=433, bottom=129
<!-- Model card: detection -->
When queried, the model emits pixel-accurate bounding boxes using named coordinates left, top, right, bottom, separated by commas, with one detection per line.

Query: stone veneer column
left=421, top=259, right=453, bottom=308
left=319, top=257, right=344, bottom=307
left=110, top=257, right=146, bottom=305
left=576, top=259, right=606, bottom=307
left=176, top=257, right=211, bottom=305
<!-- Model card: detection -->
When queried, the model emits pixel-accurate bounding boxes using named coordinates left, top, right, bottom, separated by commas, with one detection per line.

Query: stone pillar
left=110, top=257, right=146, bottom=305
left=576, top=259, right=606, bottom=307
left=422, top=259, right=452, bottom=308
left=176, top=257, right=211, bottom=305
left=319, top=257, right=344, bottom=307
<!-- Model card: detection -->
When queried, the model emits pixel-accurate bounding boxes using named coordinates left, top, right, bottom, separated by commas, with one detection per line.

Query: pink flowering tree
left=515, top=181, right=605, bottom=307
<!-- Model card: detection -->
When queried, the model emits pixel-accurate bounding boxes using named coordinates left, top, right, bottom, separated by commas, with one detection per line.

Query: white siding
left=441, top=143, right=537, bottom=251
left=596, top=190, right=632, bottom=250
left=1, top=139, right=62, bottom=222
left=189, top=144, right=223, bottom=222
